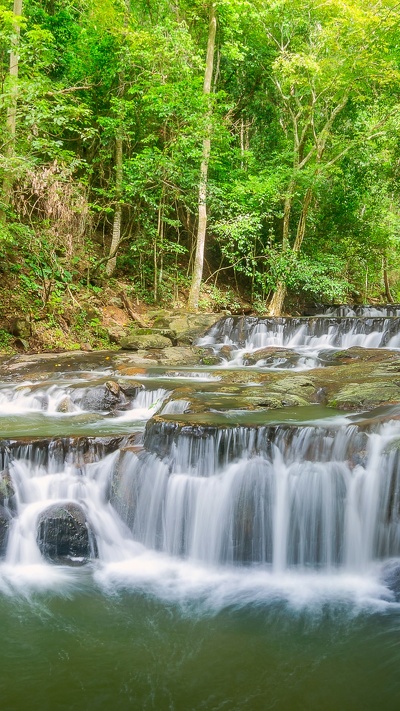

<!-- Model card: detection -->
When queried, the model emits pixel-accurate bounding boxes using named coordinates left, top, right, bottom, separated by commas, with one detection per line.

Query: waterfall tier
left=199, top=316, right=400, bottom=353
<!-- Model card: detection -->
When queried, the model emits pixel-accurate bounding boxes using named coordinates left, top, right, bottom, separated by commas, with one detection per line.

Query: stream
left=1, top=308, right=400, bottom=710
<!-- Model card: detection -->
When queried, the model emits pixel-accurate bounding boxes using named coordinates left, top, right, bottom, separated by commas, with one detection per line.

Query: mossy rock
left=329, top=381, right=400, bottom=410
left=120, top=333, right=173, bottom=350
left=271, top=375, right=316, bottom=400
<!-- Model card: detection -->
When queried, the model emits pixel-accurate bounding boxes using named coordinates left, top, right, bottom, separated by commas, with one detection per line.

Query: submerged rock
left=36, top=502, right=98, bottom=565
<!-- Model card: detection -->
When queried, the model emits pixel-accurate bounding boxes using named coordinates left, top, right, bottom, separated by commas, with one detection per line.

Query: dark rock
left=0, top=469, right=16, bottom=513
left=80, top=383, right=126, bottom=411
left=0, top=505, right=11, bottom=556
left=37, top=502, right=97, bottom=565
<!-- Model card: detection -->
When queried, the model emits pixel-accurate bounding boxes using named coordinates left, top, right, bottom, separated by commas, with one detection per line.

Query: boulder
left=8, top=317, right=31, bottom=339
left=79, top=381, right=126, bottom=411
left=36, top=502, right=97, bottom=565
left=0, top=505, right=11, bottom=556
left=152, top=313, right=220, bottom=345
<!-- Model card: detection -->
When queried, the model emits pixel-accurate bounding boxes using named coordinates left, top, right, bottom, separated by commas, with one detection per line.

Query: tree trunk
left=268, top=187, right=313, bottom=316
left=106, top=0, right=130, bottom=276
left=106, top=134, right=123, bottom=276
left=282, top=180, right=295, bottom=250
left=268, top=281, right=287, bottom=316
left=1, top=0, right=23, bottom=221
left=187, top=4, right=217, bottom=311
left=293, top=187, right=312, bottom=254
left=383, top=256, right=394, bottom=303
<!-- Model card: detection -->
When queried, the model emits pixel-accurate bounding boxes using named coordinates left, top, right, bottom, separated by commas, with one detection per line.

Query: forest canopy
left=1, top=0, right=400, bottom=330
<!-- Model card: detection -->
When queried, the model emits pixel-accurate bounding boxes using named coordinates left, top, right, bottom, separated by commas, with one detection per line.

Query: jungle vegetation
left=1, top=0, right=400, bottom=339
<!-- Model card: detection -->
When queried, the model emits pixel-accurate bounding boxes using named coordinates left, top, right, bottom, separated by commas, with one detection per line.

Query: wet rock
left=242, top=347, right=301, bottom=367
left=0, top=469, right=16, bottom=513
left=382, top=561, right=400, bottom=602
left=0, top=505, right=11, bottom=556
left=80, top=383, right=126, bottom=411
left=162, top=347, right=208, bottom=367
left=37, top=502, right=97, bottom=565
left=56, top=396, right=75, bottom=413
left=220, top=345, right=234, bottom=358
left=319, top=347, right=399, bottom=365
left=105, top=380, right=121, bottom=397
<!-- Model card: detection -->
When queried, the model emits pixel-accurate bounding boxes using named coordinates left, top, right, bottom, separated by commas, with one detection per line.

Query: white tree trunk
left=106, top=134, right=123, bottom=276
left=188, top=4, right=216, bottom=311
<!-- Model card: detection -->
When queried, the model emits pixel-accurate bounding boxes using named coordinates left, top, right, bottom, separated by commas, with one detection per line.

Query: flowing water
left=1, top=314, right=400, bottom=709
left=198, top=311, right=400, bottom=368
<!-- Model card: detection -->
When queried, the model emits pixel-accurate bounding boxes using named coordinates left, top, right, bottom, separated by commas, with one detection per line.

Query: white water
left=1, top=414, right=399, bottom=609
left=198, top=315, right=400, bottom=368
left=0, top=381, right=168, bottom=421
left=1, top=311, right=400, bottom=609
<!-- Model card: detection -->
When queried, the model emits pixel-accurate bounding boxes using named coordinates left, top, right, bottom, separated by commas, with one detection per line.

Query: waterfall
left=198, top=315, right=400, bottom=368
left=98, top=418, right=400, bottom=571
left=1, top=401, right=400, bottom=573
left=1, top=314, right=400, bottom=606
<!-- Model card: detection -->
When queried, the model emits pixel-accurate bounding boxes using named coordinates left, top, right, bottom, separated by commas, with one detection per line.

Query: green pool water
left=0, top=583, right=399, bottom=711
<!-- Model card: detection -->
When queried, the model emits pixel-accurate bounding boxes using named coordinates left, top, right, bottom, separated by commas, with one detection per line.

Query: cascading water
left=1, top=327, right=400, bottom=710
left=198, top=314, right=400, bottom=368
left=108, top=419, right=400, bottom=570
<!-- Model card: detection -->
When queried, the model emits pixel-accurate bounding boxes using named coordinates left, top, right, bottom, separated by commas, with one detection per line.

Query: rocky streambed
left=1, top=309, right=400, bottom=567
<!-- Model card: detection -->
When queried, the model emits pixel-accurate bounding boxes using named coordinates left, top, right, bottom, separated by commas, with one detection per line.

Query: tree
left=1, top=0, right=22, bottom=220
left=188, top=2, right=217, bottom=310
left=257, top=0, right=400, bottom=314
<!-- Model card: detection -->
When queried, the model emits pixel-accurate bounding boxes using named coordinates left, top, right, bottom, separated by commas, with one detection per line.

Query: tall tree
left=1, top=0, right=22, bottom=220
left=188, top=2, right=217, bottom=310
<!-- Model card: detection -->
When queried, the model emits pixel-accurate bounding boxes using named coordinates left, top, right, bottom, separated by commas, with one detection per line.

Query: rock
left=0, top=469, right=16, bottom=512
left=106, top=325, right=127, bottom=344
left=0, top=505, right=11, bottom=556
left=120, top=333, right=173, bottom=350
left=36, top=502, right=97, bottom=565
left=152, top=313, right=220, bottom=345
left=80, top=383, right=126, bottom=411
left=105, top=380, right=121, bottom=397
left=8, top=317, right=31, bottom=339
left=56, top=396, right=75, bottom=413
left=329, top=381, right=400, bottom=410
left=101, top=305, right=130, bottom=328
left=243, top=347, right=301, bottom=367
left=382, top=561, right=400, bottom=602
left=220, top=345, right=234, bottom=358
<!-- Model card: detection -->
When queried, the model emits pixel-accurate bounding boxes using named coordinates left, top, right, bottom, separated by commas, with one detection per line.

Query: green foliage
left=1, top=0, right=400, bottom=331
